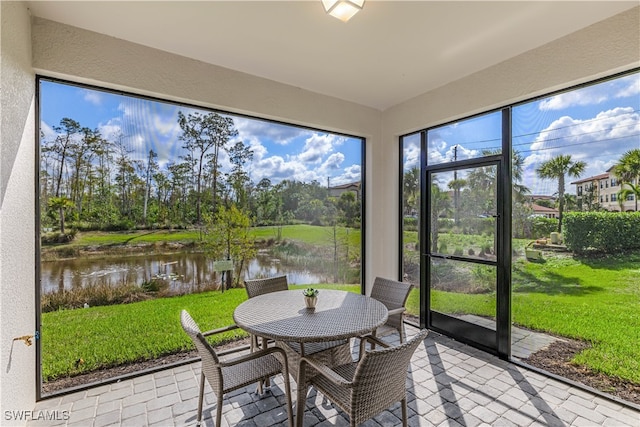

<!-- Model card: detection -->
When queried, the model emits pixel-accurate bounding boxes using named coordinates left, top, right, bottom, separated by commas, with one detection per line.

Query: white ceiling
left=26, top=1, right=638, bottom=111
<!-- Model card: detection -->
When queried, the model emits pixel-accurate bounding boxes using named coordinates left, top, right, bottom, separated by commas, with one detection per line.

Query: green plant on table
left=302, top=288, right=319, bottom=297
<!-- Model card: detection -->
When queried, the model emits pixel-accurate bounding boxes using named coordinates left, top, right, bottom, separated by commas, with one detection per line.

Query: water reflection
left=40, top=252, right=330, bottom=295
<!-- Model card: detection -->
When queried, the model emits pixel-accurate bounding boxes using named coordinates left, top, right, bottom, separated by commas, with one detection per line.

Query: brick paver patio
left=27, top=325, right=640, bottom=426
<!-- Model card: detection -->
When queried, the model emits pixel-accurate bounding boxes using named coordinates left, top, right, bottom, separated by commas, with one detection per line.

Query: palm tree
left=612, top=148, right=640, bottom=211
left=430, top=184, right=451, bottom=253
left=536, top=154, right=586, bottom=232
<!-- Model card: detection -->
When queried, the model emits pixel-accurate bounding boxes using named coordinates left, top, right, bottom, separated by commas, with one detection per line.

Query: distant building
left=527, top=195, right=556, bottom=204
left=329, top=181, right=361, bottom=199
left=571, top=167, right=637, bottom=212
left=530, top=203, right=559, bottom=218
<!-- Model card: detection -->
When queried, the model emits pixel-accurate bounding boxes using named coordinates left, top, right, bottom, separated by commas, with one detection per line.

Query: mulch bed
left=524, top=338, right=640, bottom=405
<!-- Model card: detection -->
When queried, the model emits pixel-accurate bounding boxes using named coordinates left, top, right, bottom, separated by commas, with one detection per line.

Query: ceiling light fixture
left=322, top=0, right=364, bottom=22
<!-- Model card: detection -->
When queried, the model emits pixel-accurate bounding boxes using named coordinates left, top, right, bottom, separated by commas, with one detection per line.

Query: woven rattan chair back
left=244, top=275, right=289, bottom=299
left=181, top=310, right=223, bottom=388
left=306, top=329, right=428, bottom=427
left=350, top=330, right=427, bottom=424
left=180, top=310, right=293, bottom=427
left=370, top=277, right=412, bottom=342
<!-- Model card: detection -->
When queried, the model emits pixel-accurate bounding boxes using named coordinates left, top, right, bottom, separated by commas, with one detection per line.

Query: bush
left=102, top=219, right=135, bottom=231
left=41, top=283, right=148, bottom=312
left=459, top=217, right=493, bottom=236
left=564, top=211, right=640, bottom=254
left=403, top=216, right=418, bottom=231
left=41, top=230, right=77, bottom=244
left=531, top=216, right=558, bottom=239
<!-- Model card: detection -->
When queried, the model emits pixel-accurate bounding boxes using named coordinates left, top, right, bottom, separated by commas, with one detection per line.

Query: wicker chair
left=180, top=310, right=293, bottom=427
left=244, top=275, right=289, bottom=351
left=299, top=329, right=428, bottom=427
left=244, top=275, right=290, bottom=391
left=370, top=277, right=413, bottom=343
left=244, top=275, right=289, bottom=299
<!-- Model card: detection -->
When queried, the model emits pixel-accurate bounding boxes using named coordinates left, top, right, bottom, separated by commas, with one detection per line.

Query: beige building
left=329, top=181, right=361, bottom=199
left=571, top=168, right=638, bottom=212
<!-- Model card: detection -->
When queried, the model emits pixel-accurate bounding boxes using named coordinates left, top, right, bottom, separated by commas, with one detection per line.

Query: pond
left=40, top=251, right=331, bottom=295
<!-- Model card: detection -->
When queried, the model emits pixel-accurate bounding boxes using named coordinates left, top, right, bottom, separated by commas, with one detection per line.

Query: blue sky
left=404, top=72, right=640, bottom=195
left=40, top=80, right=362, bottom=187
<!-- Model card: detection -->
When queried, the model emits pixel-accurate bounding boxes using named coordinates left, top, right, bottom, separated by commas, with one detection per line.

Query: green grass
left=42, top=226, right=640, bottom=385
left=41, top=284, right=359, bottom=381
left=403, top=251, right=640, bottom=384
left=56, top=225, right=361, bottom=249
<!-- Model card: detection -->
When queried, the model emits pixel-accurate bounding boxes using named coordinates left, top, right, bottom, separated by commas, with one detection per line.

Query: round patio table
left=233, top=289, right=388, bottom=345
left=234, top=289, right=388, bottom=427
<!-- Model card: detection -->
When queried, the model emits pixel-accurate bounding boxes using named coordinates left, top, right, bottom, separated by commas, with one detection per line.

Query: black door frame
left=419, top=108, right=512, bottom=360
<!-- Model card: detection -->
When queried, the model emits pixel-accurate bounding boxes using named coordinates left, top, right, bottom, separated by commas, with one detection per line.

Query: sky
left=404, top=72, right=640, bottom=196
left=40, top=73, right=639, bottom=196
left=39, top=80, right=363, bottom=187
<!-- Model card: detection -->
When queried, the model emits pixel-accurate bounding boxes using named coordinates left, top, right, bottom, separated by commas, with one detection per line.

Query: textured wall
left=372, top=6, right=640, bottom=283
left=0, top=0, right=37, bottom=418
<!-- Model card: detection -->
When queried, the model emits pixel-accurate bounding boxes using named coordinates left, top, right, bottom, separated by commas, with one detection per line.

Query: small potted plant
left=302, top=287, right=319, bottom=309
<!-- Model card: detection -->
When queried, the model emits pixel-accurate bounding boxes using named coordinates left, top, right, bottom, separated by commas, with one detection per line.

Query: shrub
left=102, top=219, right=134, bottom=231
left=531, top=216, right=558, bottom=239
left=564, top=211, right=640, bottom=254
left=41, top=283, right=148, bottom=312
left=41, top=230, right=77, bottom=244
left=403, top=216, right=418, bottom=231
left=459, top=217, right=493, bottom=236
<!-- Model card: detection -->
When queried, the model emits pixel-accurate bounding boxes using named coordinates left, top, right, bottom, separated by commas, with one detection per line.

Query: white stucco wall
left=0, top=1, right=638, bottom=417
left=1, top=0, right=37, bottom=419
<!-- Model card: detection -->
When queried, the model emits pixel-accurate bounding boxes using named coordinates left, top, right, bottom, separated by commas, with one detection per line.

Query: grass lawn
left=42, top=228, right=639, bottom=386
left=64, top=225, right=361, bottom=249
left=404, top=251, right=640, bottom=384
left=41, top=284, right=360, bottom=381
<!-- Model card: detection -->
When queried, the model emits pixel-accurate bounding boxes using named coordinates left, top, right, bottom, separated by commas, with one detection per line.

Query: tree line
left=402, top=149, right=640, bottom=248
left=40, top=112, right=361, bottom=236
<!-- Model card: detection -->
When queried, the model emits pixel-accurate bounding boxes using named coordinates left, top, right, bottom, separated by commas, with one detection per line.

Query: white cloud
left=251, top=156, right=311, bottom=184
left=40, top=121, right=57, bottom=141
left=539, top=74, right=639, bottom=111
left=297, top=133, right=334, bottom=164
left=403, top=138, right=420, bottom=170
left=331, top=164, right=361, bottom=186
left=82, top=90, right=103, bottom=106
left=522, top=107, right=639, bottom=194
left=320, top=152, right=345, bottom=172
left=615, top=76, right=640, bottom=99
left=235, top=117, right=307, bottom=145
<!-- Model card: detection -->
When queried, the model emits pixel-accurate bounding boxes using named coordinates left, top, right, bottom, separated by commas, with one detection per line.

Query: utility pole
left=453, top=145, right=459, bottom=225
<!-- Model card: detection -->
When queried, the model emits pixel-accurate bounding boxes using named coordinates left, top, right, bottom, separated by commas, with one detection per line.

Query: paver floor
left=27, top=326, right=640, bottom=426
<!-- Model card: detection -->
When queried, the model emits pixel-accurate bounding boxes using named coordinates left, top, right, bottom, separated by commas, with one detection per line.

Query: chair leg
left=216, top=394, right=223, bottom=427
left=282, top=365, right=294, bottom=427
left=197, top=372, right=206, bottom=426
left=262, top=337, right=272, bottom=388
left=401, top=398, right=408, bottom=426
left=295, top=384, right=307, bottom=427
left=250, top=335, right=265, bottom=395
left=295, top=361, right=308, bottom=427
left=399, top=325, right=406, bottom=344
